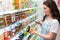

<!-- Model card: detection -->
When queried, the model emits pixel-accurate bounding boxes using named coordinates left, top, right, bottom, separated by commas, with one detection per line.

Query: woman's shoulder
left=51, top=19, right=59, bottom=24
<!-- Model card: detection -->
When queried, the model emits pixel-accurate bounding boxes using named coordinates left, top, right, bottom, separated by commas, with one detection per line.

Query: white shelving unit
left=10, top=18, right=39, bottom=40
left=10, top=21, right=36, bottom=40
left=0, top=7, right=37, bottom=15
left=0, top=0, right=41, bottom=40
left=0, top=13, right=38, bottom=35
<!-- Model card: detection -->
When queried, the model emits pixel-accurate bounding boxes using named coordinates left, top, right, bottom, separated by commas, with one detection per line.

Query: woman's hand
left=35, top=20, right=42, bottom=25
left=29, top=28, right=36, bottom=34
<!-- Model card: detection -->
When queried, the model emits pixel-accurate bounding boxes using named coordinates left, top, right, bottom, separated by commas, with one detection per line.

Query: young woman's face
left=43, top=5, right=51, bottom=15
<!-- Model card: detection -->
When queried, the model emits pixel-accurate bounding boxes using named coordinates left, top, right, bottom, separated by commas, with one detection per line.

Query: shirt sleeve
left=49, top=20, right=59, bottom=33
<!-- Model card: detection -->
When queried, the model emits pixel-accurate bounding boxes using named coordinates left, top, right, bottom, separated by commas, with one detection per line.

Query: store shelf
left=19, top=13, right=38, bottom=23
left=0, top=1, right=38, bottom=40
left=10, top=27, right=26, bottom=40
left=0, top=23, right=18, bottom=35
left=10, top=19, right=37, bottom=40
left=10, top=34, right=19, bottom=40
left=18, top=19, right=39, bottom=40
left=5, top=23, right=18, bottom=31
left=0, top=7, right=37, bottom=15
left=0, top=13, right=38, bottom=35
left=10, top=18, right=39, bottom=40
left=9, top=30, right=25, bottom=40
left=17, top=7, right=37, bottom=12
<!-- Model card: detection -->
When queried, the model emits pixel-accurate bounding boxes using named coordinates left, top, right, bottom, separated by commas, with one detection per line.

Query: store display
left=0, top=0, right=38, bottom=40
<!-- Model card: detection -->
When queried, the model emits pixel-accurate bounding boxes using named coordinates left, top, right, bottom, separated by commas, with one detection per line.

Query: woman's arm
left=34, top=31, right=57, bottom=40
left=30, top=28, right=57, bottom=40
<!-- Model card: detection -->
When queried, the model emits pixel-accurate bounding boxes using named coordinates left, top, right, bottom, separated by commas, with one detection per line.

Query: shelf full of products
left=0, top=7, right=37, bottom=15
left=0, top=9, right=38, bottom=40
left=10, top=21, right=35, bottom=40
left=0, top=0, right=41, bottom=40
left=0, top=13, right=38, bottom=34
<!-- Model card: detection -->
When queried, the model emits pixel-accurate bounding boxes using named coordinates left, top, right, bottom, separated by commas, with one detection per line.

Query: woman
left=30, top=0, right=60, bottom=40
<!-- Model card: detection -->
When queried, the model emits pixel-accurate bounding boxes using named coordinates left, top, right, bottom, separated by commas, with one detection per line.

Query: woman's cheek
left=45, top=8, right=50, bottom=15
left=44, top=10, right=48, bottom=15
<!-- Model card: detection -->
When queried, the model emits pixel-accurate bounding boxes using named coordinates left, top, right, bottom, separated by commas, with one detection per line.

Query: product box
left=0, top=15, right=6, bottom=28
left=4, top=14, right=12, bottom=26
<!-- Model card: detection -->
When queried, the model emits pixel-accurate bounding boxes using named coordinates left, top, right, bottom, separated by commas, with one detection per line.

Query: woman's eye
left=44, top=7, right=46, bottom=9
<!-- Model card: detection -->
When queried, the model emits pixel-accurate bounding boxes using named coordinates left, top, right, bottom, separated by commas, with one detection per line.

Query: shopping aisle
left=0, top=0, right=42, bottom=40
left=0, top=0, right=60, bottom=40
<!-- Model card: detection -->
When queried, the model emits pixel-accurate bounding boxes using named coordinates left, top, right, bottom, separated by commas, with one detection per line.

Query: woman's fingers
left=35, top=21, right=41, bottom=24
left=29, top=28, right=35, bottom=34
left=35, top=20, right=42, bottom=25
left=35, top=21, right=40, bottom=24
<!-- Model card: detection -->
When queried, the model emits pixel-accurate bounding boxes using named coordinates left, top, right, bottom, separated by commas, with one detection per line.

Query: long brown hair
left=43, top=0, right=60, bottom=24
